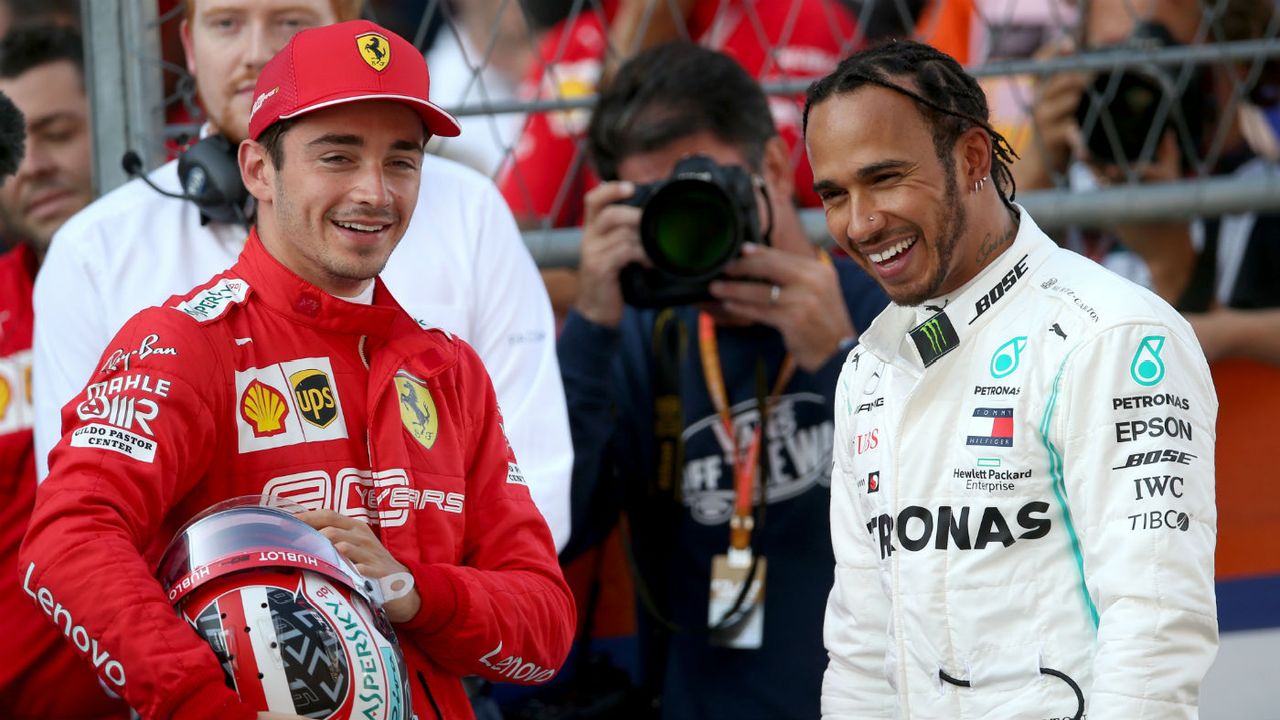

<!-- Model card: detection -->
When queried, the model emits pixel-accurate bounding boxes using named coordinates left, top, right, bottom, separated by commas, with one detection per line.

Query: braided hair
left=0, top=92, right=24, bottom=182
left=804, top=40, right=1019, bottom=211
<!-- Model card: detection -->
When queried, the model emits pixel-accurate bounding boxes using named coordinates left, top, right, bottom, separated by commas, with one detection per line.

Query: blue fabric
left=558, top=257, right=888, bottom=719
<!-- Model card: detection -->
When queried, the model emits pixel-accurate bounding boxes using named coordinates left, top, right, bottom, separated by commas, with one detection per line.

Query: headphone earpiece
left=176, top=135, right=249, bottom=225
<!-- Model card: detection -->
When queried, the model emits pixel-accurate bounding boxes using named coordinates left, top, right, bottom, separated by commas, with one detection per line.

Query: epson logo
left=1115, top=416, right=1193, bottom=443
left=22, top=563, right=126, bottom=687
left=864, top=501, right=1051, bottom=560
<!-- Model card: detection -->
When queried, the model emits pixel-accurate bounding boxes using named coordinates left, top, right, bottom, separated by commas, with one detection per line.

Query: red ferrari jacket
left=19, top=232, right=575, bottom=719
left=0, top=243, right=130, bottom=718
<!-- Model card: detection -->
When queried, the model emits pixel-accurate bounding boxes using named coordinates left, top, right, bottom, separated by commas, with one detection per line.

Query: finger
left=584, top=181, right=639, bottom=220
left=295, top=509, right=359, bottom=531
left=708, top=278, right=775, bottom=306
left=717, top=299, right=774, bottom=327
left=721, top=242, right=802, bottom=282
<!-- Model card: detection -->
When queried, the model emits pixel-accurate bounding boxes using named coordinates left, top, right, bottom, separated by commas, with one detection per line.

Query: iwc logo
left=395, top=371, right=438, bottom=449
left=357, top=32, right=390, bottom=71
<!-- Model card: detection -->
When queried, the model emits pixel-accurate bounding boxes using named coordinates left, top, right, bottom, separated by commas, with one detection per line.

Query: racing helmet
left=157, top=497, right=412, bottom=720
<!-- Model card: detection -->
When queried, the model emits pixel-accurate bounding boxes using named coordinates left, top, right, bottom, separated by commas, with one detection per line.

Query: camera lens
left=641, top=178, right=740, bottom=278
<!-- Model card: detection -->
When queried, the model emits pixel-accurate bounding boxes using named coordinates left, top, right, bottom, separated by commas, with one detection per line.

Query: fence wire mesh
left=85, top=0, right=1280, bottom=266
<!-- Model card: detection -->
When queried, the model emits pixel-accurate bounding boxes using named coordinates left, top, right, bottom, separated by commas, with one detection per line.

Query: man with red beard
left=805, top=41, right=1218, bottom=719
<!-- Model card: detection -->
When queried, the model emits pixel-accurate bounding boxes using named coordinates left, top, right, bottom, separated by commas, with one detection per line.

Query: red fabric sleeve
left=17, top=308, right=255, bottom=720
left=395, top=342, right=576, bottom=684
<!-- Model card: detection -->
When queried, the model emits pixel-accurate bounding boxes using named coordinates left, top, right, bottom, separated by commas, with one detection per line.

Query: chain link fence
left=83, top=0, right=1280, bottom=266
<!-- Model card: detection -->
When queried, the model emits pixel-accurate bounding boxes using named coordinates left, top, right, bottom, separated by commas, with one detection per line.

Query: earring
left=868, top=215, right=876, bottom=223
left=973, top=175, right=988, bottom=193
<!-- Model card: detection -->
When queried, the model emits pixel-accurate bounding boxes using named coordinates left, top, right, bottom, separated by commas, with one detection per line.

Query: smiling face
left=240, top=101, right=426, bottom=297
left=807, top=85, right=978, bottom=306
left=0, top=59, right=94, bottom=256
left=181, top=0, right=336, bottom=142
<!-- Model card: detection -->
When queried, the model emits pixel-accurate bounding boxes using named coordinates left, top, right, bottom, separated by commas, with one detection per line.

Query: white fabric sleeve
left=465, top=179, right=573, bottom=552
left=1058, top=321, right=1219, bottom=720
left=822, top=366, right=895, bottom=719
left=31, top=223, right=111, bottom=481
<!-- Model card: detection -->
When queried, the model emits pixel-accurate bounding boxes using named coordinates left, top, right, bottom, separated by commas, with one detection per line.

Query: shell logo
left=0, top=375, right=9, bottom=421
left=240, top=380, right=289, bottom=437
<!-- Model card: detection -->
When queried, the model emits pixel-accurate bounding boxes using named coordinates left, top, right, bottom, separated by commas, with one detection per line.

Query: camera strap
left=697, top=313, right=794, bottom=554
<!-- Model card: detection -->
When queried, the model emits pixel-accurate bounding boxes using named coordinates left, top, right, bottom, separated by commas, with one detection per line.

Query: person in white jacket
left=803, top=41, right=1218, bottom=719
left=32, top=0, right=572, bottom=552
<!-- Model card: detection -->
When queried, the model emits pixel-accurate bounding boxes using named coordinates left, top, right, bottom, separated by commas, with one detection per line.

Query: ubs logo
left=291, top=369, right=338, bottom=429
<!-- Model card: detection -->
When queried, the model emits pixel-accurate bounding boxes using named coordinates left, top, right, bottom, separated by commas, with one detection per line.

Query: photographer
left=1016, top=0, right=1280, bottom=363
left=558, top=42, right=887, bottom=718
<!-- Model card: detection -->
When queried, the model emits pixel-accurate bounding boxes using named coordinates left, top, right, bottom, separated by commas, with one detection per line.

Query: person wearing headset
left=31, top=0, right=574, bottom=557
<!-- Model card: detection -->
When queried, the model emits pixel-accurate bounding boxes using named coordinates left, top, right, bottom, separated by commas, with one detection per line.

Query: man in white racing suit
left=804, top=41, right=1218, bottom=719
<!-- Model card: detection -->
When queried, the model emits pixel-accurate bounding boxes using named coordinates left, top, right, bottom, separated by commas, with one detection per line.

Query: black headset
left=121, top=134, right=251, bottom=227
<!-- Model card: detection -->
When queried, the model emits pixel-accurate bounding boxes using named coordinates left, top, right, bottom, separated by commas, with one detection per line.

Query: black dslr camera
left=1075, top=22, right=1208, bottom=170
left=618, top=155, right=763, bottom=308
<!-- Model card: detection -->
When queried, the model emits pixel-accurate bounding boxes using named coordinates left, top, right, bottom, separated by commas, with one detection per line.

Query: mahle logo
left=990, top=336, right=1027, bottom=378
left=1130, top=336, right=1166, bottom=386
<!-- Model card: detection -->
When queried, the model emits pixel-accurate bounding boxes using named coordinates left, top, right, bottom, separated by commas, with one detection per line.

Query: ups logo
left=290, top=369, right=337, bottom=428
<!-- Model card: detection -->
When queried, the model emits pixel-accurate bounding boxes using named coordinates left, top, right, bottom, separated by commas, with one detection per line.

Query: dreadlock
left=0, top=92, right=24, bottom=182
left=804, top=40, right=1020, bottom=211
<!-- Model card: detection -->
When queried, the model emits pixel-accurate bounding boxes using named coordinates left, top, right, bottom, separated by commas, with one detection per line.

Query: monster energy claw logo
left=910, top=312, right=960, bottom=367
left=921, top=319, right=947, bottom=353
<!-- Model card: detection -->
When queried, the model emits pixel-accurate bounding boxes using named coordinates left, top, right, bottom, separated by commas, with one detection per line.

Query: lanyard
left=697, top=312, right=795, bottom=551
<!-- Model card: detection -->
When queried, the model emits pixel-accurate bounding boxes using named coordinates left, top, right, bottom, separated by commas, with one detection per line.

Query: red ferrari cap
left=247, top=19, right=461, bottom=141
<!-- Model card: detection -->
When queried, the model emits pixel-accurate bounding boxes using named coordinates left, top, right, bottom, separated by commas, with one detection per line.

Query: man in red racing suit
left=19, top=20, right=574, bottom=720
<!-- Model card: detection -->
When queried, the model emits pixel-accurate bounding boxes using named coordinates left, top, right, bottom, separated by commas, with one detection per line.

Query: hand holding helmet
left=297, top=509, right=421, bottom=623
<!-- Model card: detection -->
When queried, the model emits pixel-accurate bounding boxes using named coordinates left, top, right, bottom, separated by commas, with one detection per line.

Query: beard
left=900, top=166, right=966, bottom=307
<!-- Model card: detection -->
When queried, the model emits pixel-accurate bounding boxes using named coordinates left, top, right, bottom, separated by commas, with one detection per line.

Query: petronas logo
left=1130, top=336, right=1166, bottom=386
left=990, top=336, right=1027, bottom=378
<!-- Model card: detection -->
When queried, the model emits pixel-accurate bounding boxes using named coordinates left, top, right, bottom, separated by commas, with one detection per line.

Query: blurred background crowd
left=0, top=0, right=1277, bottom=718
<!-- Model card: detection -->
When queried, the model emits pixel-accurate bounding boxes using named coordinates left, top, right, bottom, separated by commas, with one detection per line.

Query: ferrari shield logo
left=357, top=32, right=390, bottom=72
left=395, top=371, right=437, bottom=449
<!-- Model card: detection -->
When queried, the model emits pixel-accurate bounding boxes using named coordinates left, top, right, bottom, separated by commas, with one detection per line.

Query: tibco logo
left=22, top=563, right=126, bottom=687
